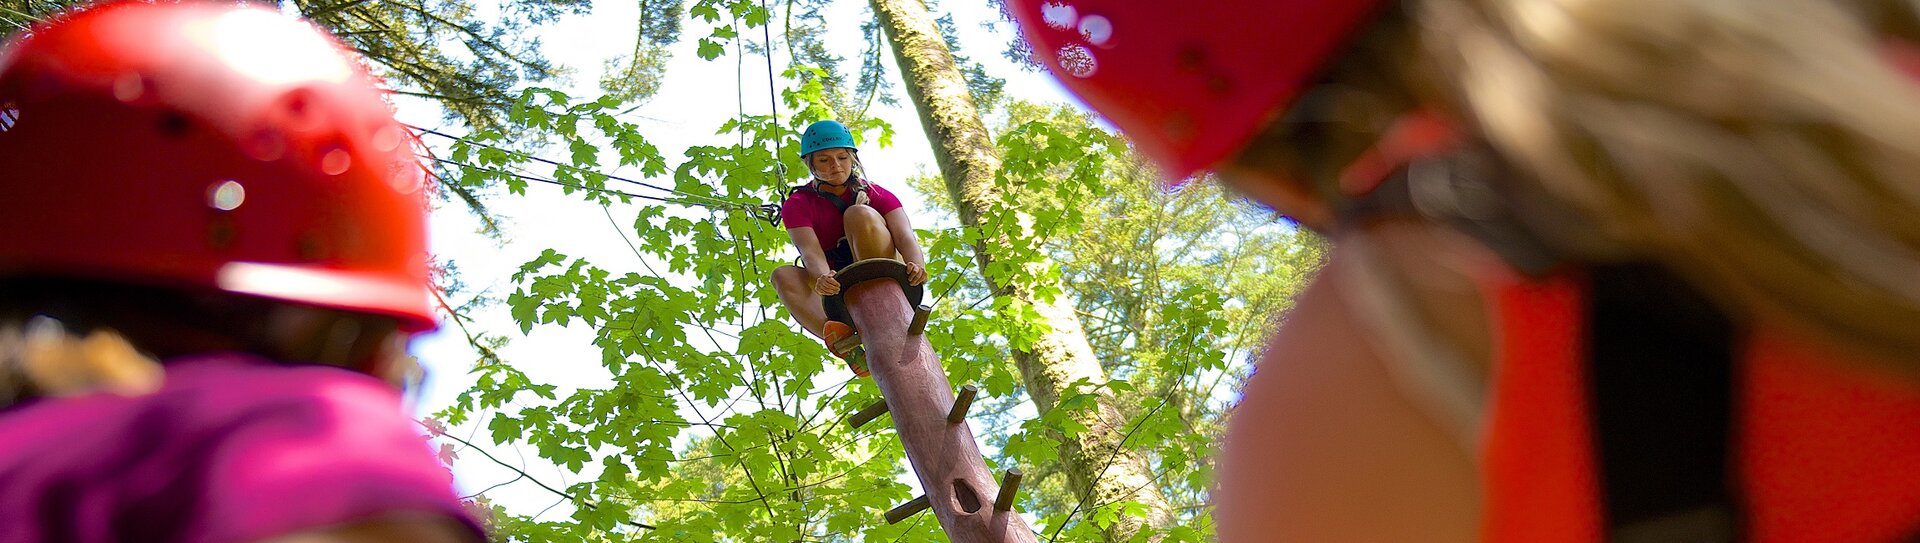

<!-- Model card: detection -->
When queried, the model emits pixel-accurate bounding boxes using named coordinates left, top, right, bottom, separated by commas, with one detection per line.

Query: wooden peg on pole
left=831, top=332, right=863, bottom=355
left=847, top=399, right=890, bottom=429
left=946, top=385, right=977, bottom=424
left=995, top=468, right=1024, bottom=512
left=886, top=494, right=932, bottom=524
left=910, top=303, right=933, bottom=335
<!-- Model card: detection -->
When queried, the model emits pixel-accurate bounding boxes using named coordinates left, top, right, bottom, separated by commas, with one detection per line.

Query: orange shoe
left=822, top=321, right=868, bottom=377
left=846, top=350, right=870, bottom=378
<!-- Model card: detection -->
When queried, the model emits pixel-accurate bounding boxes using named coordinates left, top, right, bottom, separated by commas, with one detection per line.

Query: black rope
left=761, top=0, right=787, bottom=183
left=413, top=117, right=792, bottom=229
left=410, top=123, right=738, bottom=208
left=425, top=156, right=671, bottom=203
left=757, top=202, right=782, bottom=227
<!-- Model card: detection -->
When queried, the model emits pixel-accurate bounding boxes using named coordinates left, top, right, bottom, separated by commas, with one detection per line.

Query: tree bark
left=868, top=0, right=1178, bottom=540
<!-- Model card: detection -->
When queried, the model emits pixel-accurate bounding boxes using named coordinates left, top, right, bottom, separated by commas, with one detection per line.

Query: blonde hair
left=1414, top=0, right=1920, bottom=359
left=0, top=317, right=163, bottom=407
left=0, top=288, right=419, bottom=408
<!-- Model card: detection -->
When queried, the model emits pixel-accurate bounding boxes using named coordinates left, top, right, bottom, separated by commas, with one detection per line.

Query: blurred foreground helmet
left=0, top=2, right=436, bottom=331
left=1006, top=0, right=1385, bottom=179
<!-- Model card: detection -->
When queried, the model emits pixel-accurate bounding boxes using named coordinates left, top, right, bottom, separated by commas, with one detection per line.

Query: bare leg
left=844, top=205, right=898, bottom=261
left=772, top=265, right=829, bottom=338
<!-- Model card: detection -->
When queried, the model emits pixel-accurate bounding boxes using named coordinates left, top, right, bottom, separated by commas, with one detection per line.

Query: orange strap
left=1740, top=328, right=1920, bottom=542
left=1336, top=110, right=1463, bottom=198
left=1479, top=273, right=1920, bottom=542
left=1478, top=271, right=1605, bottom=543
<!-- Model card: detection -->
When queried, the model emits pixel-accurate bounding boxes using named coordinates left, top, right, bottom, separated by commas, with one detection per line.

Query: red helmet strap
left=1337, top=109, right=1462, bottom=199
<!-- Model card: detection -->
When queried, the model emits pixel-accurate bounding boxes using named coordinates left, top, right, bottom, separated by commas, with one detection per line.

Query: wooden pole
left=844, top=269, right=1036, bottom=543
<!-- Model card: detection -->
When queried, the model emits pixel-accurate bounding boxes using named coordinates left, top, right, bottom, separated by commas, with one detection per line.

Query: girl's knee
left=845, top=206, right=890, bottom=237
left=772, top=266, right=807, bottom=289
left=843, top=204, right=883, bottom=224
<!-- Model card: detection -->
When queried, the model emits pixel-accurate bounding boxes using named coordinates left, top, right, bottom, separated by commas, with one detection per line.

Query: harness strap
left=1588, top=264, right=1741, bottom=542
left=792, top=179, right=869, bottom=214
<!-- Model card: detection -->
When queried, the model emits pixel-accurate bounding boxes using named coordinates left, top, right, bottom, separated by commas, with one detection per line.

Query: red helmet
left=0, top=3, right=436, bottom=331
left=1006, top=0, right=1386, bottom=179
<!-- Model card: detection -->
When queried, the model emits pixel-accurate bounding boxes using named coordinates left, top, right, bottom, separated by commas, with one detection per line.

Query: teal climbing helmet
left=800, top=120, right=857, bottom=157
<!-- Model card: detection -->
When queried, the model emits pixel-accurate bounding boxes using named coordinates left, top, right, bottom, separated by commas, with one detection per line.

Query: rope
left=413, top=127, right=781, bottom=225
left=410, top=123, right=737, bottom=208
left=762, top=0, right=787, bottom=183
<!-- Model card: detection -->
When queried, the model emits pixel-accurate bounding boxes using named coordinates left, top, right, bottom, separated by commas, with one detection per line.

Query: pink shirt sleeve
left=865, top=182, right=904, bottom=216
left=780, top=191, right=813, bottom=230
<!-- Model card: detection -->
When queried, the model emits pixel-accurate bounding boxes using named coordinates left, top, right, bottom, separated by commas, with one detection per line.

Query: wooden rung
left=995, top=468, right=1024, bottom=512
left=909, top=303, right=933, bottom=335
left=946, top=385, right=978, bottom=424
left=885, top=494, right=931, bottom=524
left=847, top=399, right=890, bottom=429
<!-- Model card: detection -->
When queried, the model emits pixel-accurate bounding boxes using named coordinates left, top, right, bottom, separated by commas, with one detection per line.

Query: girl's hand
left=905, top=261, right=928, bottom=286
left=814, top=271, right=841, bottom=295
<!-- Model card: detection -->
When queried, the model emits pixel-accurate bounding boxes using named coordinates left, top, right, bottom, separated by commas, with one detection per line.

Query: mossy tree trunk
left=868, top=0, right=1177, bottom=540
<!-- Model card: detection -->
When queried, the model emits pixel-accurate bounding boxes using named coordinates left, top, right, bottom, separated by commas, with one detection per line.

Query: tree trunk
left=868, top=0, right=1178, bottom=540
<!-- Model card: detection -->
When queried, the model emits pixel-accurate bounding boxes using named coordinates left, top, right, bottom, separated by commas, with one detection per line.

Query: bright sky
left=394, top=0, right=1083, bottom=521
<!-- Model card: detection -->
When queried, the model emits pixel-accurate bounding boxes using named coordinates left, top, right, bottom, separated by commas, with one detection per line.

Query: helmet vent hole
left=1040, top=2, right=1076, bottom=30
left=157, top=112, right=191, bottom=138
left=113, top=73, right=148, bottom=103
left=1077, top=15, right=1112, bottom=47
left=1057, top=44, right=1097, bottom=78
left=208, top=180, right=247, bottom=211
left=371, top=125, right=405, bottom=152
left=207, top=217, right=237, bottom=249
left=1, top=103, right=18, bottom=132
left=319, top=147, right=352, bottom=176
left=245, top=130, right=287, bottom=162
left=1178, top=46, right=1206, bottom=70
left=278, top=91, right=318, bottom=130
left=296, top=234, right=327, bottom=260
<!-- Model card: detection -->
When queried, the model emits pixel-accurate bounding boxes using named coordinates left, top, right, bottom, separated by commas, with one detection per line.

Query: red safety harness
left=1481, top=268, right=1920, bottom=542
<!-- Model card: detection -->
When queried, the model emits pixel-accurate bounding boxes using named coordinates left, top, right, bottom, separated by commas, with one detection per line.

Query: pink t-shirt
left=0, top=354, right=481, bottom=543
left=779, top=181, right=904, bottom=251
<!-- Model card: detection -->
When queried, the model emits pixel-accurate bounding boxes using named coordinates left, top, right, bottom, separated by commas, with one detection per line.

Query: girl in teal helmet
left=771, top=120, right=929, bottom=376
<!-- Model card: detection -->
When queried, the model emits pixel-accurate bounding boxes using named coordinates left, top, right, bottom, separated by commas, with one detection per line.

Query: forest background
left=2, top=0, right=1326, bottom=540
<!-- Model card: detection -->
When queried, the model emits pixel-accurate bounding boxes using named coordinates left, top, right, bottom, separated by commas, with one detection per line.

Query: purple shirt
left=0, top=354, right=481, bottom=543
left=780, top=181, right=905, bottom=249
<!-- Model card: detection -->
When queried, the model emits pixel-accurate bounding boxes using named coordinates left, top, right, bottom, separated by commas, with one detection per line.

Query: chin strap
left=1336, top=110, right=1464, bottom=199
left=1337, top=146, right=1567, bottom=277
